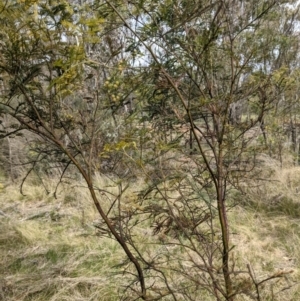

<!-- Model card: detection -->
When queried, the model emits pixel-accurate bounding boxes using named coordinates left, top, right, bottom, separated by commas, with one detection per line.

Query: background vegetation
left=1, top=0, right=300, bottom=300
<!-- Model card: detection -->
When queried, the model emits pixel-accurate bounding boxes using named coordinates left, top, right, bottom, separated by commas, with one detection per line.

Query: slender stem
left=217, top=144, right=233, bottom=300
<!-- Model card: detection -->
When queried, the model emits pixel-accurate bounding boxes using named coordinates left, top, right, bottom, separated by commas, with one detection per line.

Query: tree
left=0, top=1, right=149, bottom=299
left=104, top=0, right=299, bottom=299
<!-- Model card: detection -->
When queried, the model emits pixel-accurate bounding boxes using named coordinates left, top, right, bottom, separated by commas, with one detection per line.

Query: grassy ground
left=1, top=164, right=300, bottom=301
left=0, top=177, right=124, bottom=301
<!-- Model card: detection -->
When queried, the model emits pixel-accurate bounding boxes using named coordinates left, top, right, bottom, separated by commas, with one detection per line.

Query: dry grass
left=1, top=163, right=300, bottom=301
left=0, top=176, right=123, bottom=301
left=231, top=162, right=300, bottom=300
